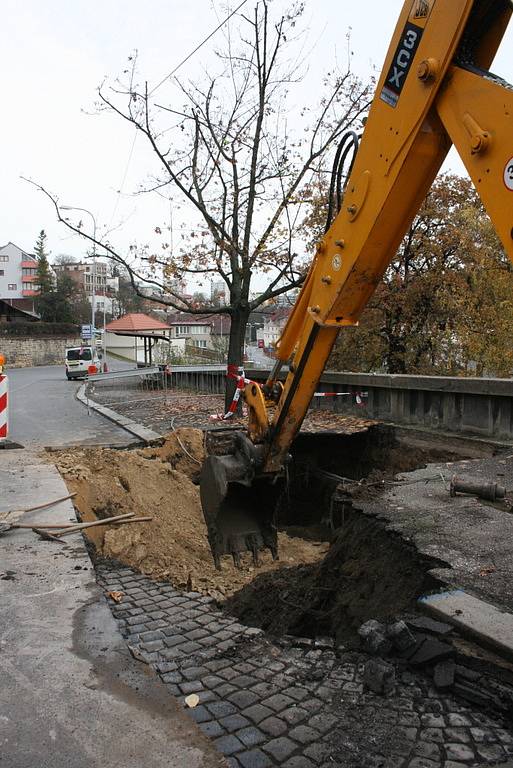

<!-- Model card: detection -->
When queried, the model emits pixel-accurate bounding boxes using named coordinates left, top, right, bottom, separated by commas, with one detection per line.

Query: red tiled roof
left=105, top=313, right=171, bottom=332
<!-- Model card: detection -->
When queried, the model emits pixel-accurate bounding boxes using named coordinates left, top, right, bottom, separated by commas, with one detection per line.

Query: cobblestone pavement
left=97, top=563, right=513, bottom=768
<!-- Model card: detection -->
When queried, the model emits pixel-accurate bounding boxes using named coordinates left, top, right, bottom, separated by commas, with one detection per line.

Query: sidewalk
left=0, top=450, right=226, bottom=768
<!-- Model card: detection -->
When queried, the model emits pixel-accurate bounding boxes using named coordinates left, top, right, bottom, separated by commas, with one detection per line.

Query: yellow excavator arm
left=201, top=0, right=513, bottom=568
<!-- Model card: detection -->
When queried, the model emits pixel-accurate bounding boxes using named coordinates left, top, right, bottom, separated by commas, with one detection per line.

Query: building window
left=22, top=267, right=37, bottom=276
left=8, top=283, right=17, bottom=290
left=0, top=255, right=8, bottom=262
left=176, top=325, right=190, bottom=335
left=192, top=339, right=207, bottom=348
left=0, top=270, right=3, bottom=276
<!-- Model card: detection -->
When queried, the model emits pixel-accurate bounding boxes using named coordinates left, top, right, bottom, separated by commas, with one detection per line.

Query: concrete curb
left=76, top=383, right=162, bottom=444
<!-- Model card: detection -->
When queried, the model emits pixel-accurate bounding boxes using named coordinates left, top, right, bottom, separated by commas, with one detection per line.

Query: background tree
left=34, top=230, right=53, bottom=300
left=302, top=173, right=513, bottom=377
left=33, top=1, right=371, bottom=405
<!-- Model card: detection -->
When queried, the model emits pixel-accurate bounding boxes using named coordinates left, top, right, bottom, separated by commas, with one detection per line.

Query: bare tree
left=29, top=2, right=370, bottom=406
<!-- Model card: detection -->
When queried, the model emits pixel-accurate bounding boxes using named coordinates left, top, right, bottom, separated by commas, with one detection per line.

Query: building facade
left=0, top=242, right=39, bottom=300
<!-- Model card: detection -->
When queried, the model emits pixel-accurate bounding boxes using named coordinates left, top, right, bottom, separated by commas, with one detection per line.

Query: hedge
left=0, top=322, right=80, bottom=337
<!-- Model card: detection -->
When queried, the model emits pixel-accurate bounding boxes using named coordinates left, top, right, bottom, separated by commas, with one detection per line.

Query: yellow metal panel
left=435, top=66, right=513, bottom=264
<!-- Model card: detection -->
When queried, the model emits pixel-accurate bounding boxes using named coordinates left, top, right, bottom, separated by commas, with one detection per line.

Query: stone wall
left=0, top=336, right=82, bottom=368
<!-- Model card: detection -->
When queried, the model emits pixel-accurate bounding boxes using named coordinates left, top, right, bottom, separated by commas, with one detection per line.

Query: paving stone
left=284, top=686, right=309, bottom=702
left=307, top=713, right=338, bottom=734
left=163, top=635, right=185, bottom=648
left=301, top=698, right=323, bottom=715
left=147, top=610, right=166, bottom=620
left=140, top=639, right=164, bottom=653
left=433, top=660, right=455, bottom=690
left=199, top=720, right=226, bottom=738
left=282, top=758, right=316, bottom=768
left=202, top=674, right=224, bottom=689
left=281, top=707, right=309, bottom=726
left=414, top=741, right=440, bottom=761
left=182, top=666, right=208, bottom=681
left=262, top=693, right=295, bottom=712
left=443, top=728, right=469, bottom=744
left=446, top=713, right=472, bottom=728
left=263, top=736, right=297, bottom=762
left=205, top=659, right=231, bottom=672
left=188, top=628, right=210, bottom=641
left=470, top=727, right=496, bottom=743
left=226, top=759, right=241, bottom=768
left=156, top=661, right=177, bottom=674
left=444, top=743, right=475, bottom=762
left=216, top=683, right=238, bottom=698
left=406, top=617, right=453, bottom=636
left=419, top=729, right=443, bottom=743
left=236, top=726, right=266, bottom=748
left=420, top=714, right=445, bottom=729
left=288, top=725, right=319, bottom=745
left=407, top=759, right=439, bottom=767
left=251, top=682, right=275, bottom=698
left=186, top=704, right=212, bottom=724
left=207, top=701, right=238, bottom=718
left=160, top=670, right=183, bottom=684
left=176, top=640, right=202, bottom=654
left=126, top=614, right=147, bottom=626
left=179, top=680, right=204, bottom=695
left=242, top=704, right=275, bottom=724
left=303, top=743, right=330, bottom=765
left=229, top=690, right=261, bottom=709
left=145, top=619, right=168, bottom=631
left=215, top=734, right=245, bottom=756
left=476, top=743, right=507, bottom=762
left=219, top=667, right=239, bottom=681
left=220, top=715, right=252, bottom=733
left=234, top=662, right=257, bottom=674
left=232, top=675, right=258, bottom=689
left=238, top=749, right=272, bottom=768
left=259, top=716, right=288, bottom=737
left=125, top=623, right=147, bottom=636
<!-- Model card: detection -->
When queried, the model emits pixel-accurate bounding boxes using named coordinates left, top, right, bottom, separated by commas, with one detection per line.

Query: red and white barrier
left=0, top=374, right=8, bottom=440
left=313, top=390, right=368, bottom=406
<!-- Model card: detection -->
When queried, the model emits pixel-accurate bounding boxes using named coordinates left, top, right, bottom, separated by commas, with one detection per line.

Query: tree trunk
left=225, top=310, right=249, bottom=412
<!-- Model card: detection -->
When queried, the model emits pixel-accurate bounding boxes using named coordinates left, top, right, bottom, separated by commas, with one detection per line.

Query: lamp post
left=60, top=205, right=101, bottom=359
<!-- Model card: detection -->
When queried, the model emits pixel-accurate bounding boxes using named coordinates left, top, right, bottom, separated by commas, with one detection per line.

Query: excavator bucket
left=200, top=432, right=281, bottom=569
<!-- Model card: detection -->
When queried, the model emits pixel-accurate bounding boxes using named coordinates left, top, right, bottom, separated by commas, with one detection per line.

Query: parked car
left=65, top=346, right=102, bottom=380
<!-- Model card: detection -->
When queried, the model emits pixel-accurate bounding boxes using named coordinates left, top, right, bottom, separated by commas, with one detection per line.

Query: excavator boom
left=200, top=0, right=513, bottom=567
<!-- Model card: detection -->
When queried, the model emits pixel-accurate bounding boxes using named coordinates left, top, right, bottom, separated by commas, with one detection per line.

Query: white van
left=65, top=346, right=102, bottom=380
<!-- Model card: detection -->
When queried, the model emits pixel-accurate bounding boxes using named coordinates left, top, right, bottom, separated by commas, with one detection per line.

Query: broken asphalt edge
left=76, top=383, right=163, bottom=445
left=419, top=589, right=513, bottom=664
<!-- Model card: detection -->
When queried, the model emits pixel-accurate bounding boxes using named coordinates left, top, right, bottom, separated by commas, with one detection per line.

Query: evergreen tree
left=34, top=230, right=53, bottom=295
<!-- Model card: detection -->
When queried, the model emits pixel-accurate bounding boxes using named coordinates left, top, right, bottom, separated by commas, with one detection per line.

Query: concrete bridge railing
left=168, top=366, right=513, bottom=442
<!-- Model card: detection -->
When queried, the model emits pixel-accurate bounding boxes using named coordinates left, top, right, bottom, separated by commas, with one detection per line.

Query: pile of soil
left=54, top=428, right=328, bottom=599
left=225, top=506, right=444, bottom=644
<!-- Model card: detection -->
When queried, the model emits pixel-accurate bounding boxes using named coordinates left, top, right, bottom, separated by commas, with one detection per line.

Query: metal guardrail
left=87, top=366, right=161, bottom=382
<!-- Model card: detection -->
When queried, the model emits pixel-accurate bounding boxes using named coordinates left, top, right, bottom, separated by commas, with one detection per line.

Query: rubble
left=358, top=620, right=393, bottom=657
left=386, top=620, right=416, bottom=652
left=363, top=658, right=396, bottom=695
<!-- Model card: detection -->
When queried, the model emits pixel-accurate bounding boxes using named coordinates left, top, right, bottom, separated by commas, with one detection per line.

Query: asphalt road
left=5, top=362, right=134, bottom=449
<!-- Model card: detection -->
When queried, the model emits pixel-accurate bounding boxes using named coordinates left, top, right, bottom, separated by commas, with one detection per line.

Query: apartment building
left=0, top=242, right=39, bottom=300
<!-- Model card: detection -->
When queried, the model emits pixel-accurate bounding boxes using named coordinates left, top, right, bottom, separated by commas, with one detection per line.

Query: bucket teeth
left=200, top=434, right=282, bottom=570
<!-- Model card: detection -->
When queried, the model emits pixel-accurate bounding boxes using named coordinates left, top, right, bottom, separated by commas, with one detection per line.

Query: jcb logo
left=381, top=21, right=423, bottom=107
left=414, top=0, right=430, bottom=18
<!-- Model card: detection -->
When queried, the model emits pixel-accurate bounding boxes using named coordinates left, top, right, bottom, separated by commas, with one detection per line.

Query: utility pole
left=61, top=205, right=98, bottom=355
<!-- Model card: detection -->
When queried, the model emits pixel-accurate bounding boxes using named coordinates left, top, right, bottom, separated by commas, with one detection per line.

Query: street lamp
left=60, top=205, right=103, bottom=362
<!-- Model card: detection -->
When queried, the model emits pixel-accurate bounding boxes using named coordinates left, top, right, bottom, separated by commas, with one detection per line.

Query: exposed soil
left=53, top=428, right=328, bottom=599
left=225, top=503, right=447, bottom=644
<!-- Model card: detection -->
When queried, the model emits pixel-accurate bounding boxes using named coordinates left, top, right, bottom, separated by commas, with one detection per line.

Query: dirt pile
left=54, top=428, right=327, bottom=598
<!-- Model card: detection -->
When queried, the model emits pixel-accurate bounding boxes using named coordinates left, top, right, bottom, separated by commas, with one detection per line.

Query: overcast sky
left=2, top=0, right=512, bottom=276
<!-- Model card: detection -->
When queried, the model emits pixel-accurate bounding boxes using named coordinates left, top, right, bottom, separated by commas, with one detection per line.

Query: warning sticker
left=504, top=158, right=513, bottom=191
